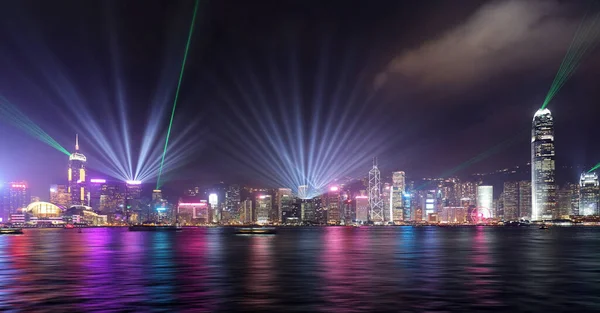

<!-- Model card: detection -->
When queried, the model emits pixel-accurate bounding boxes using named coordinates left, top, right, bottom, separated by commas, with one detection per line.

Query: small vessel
left=539, top=224, right=549, bottom=229
left=128, top=221, right=181, bottom=232
left=0, top=228, right=24, bottom=235
left=235, top=227, right=277, bottom=235
left=64, top=224, right=75, bottom=229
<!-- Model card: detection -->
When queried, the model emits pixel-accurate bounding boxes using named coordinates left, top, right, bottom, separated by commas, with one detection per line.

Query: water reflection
left=0, top=227, right=599, bottom=311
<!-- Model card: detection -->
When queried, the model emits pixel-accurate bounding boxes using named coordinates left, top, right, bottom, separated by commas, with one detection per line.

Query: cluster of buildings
left=0, top=108, right=599, bottom=226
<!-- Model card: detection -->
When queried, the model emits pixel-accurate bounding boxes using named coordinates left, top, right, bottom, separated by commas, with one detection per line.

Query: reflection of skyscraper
left=531, top=108, right=557, bottom=220
left=579, top=172, right=599, bottom=216
left=68, top=134, right=87, bottom=206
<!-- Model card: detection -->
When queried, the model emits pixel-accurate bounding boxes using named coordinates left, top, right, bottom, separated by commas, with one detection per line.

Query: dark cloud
left=375, top=0, right=584, bottom=91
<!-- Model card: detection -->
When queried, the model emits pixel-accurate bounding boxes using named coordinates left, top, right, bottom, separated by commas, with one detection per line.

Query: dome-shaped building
left=27, top=202, right=63, bottom=218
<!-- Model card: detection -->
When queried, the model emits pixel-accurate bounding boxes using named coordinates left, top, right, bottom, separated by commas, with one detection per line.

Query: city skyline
left=0, top=0, right=599, bottom=198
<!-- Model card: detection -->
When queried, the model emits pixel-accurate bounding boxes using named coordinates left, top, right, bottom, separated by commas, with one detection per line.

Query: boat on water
left=0, top=228, right=24, bottom=235
left=64, top=224, right=75, bottom=229
left=129, top=221, right=182, bottom=232
left=539, top=224, right=549, bottom=229
left=235, top=227, right=277, bottom=235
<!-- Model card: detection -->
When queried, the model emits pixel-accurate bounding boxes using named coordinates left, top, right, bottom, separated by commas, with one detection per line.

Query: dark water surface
left=1, top=227, right=599, bottom=312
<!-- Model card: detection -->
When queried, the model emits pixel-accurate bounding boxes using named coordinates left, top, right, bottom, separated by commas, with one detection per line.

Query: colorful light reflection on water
left=0, top=227, right=600, bottom=311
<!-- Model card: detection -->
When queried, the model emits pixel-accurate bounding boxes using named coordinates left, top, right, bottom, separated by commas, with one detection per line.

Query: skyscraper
left=368, top=158, right=384, bottom=223
left=503, top=182, right=519, bottom=220
left=477, top=186, right=493, bottom=217
left=0, top=182, right=30, bottom=222
left=355, top=195, right=369, bottom=223
left=531, top=108, right=557, bottom=220
left=255, top=194, right=272, bottom=224
left=326, top=186, right=341, bottom=224
left=579, top=172, right=599, bottom=216
left=276, top=188, right=293, bottom=223
left=391, top=171, right=406, bottom=222
left=68, top=134, right=87, bottom=206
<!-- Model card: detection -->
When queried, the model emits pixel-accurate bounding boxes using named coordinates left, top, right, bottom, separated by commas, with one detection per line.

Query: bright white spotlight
left=125, top=180, right=142, bottom=185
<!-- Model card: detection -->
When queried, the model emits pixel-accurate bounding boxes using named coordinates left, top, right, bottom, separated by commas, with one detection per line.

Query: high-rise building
left=568, top=183, right=580, bottom=215
left=579, top=172, right=599, bottom=216
left=152, top=189, right=162, bottom=201
left=50, top=184, right=70, bottom=208
left=503, top=182, right=519, bottom=220
left=68, top=134, right=87, bottom=206
left=300, top=198, right=317, bottom=223
left=255, top=194, right=272, bottom=224
left=531, top=108, right=557, bottom=220
left=326, top=186, right=341, bottom=224
left=277, top=188, right=293, bottom=223
left=477, top=186, right=493, bottom=217
left=518, top=180, right=532, bottom=219
left=225, top=184, right=241, bottom=219
left=368, top=158, right=384, bottom=223
left=391, top=171, right=406, bottom=222
left=89, top=179, right=107, bottom=211
left=0, top=182, right=30, bottom=222
left=355, top=195, right=369, bottom=223
left=298, top=185, right=309, bottom=199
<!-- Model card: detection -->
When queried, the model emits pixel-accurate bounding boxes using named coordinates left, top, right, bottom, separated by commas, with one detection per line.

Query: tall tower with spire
left=369, top=157, right=384, bottom=223
left=531, top=108, right=556, bottom=220
left=68, top=134, right=87, bottom=206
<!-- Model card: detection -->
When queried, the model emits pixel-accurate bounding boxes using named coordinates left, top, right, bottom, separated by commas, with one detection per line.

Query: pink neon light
left=259, top=195, right=267, bottom=199
left=90, top=179, right=106, bottom=183
left=11, top=184, right=26, bottom=188
left=329, top=186, right=339, bottom=192
left=179, top=202, right=206, bottom=206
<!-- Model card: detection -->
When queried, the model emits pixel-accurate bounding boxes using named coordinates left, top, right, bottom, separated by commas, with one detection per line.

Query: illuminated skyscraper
left=503, top=182, right=518, bottom=220
left=298, top=185, right=309, bottom=199
left=68, top=134, right=87, bottom=206
left=368, top=158, right=384, bottom=223
left=391, top=171, right=406, bottom=222
left=277, top=188, right=293, bottom=223
left=50, top=184, right=70, bottom=208
left=0, top=182, right=30, bottom=222
left=255, top=194, right=272, bottom=224
left=531, top=108, right=557, bottom=220
left=477, top=186, right=493, bottom=216
left=326, top=186, right=341, bottom=224
left=355, top=195, right=369, bottom=223
left=579, top=172, right=599, bottom=216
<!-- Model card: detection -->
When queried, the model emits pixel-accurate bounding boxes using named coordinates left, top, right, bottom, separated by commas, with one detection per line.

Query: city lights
left=90, top=179, right=106, bottom=184
left=125, top=180, right=142, bottom=185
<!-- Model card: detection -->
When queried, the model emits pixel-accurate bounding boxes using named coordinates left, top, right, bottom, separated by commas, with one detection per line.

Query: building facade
left=531, top=108, right=557, bottom=220
left=579, top=172, right=599, bottom=216
left=68, top=135, right=87, bottom=206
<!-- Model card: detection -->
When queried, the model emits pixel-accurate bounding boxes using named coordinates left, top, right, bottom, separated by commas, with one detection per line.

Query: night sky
left=0, top=0, right=599, bottom=198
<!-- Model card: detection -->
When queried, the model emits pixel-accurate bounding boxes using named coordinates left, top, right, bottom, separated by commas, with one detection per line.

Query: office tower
left=456, top=181, right=478, bottom=206
left=531, top=108, right=557, bottom=220
left=68, top=134, right=87, bottom=206
left=424, top=190, right=436, bottom=220
left=391, top=171, right=406, bottom=222
left=298, top=185, right=309, bottom=199
left=503, top=182, right=518, bottom=220
left=477, top=186, right=493, bottom=217
left=402, top=192, right=412, bottom=221
left=50, top=184, right=70, bottom=208
left=300, top=198, right=317, bottom=223
left=368, top=158, right=384, bottom=223
left=277, top=188, right=293, bottom=223
left=0, top=182, right=30, bottom=222
left=326, top=186, right=341, bottom=224
left=518, top=181, right=532, bottom=219
left=152, top=189, right=162, bottom=201
left=355, top=195, right=369, bottom=223
left=125, top=181, right=142, bottom=208
left=255, top=194, right=272, bottom=224
left=568, top=183, right=580, bottom=215
left=178, top=197, right=207, bottom=224
left=579, top=172, right=599, bottom=216
left=225, top=184, right=241, bottom=219
left=88, top=179, right=107, bottom=210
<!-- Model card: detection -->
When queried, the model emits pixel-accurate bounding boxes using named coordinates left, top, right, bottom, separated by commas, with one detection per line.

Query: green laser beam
left=0, top=96, right=70, bottom=155
left=589, top=162, right=600, bottom=172
left=156, top=0, right=199, bottom=189
left=541, top=5, right=600, bottom=109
